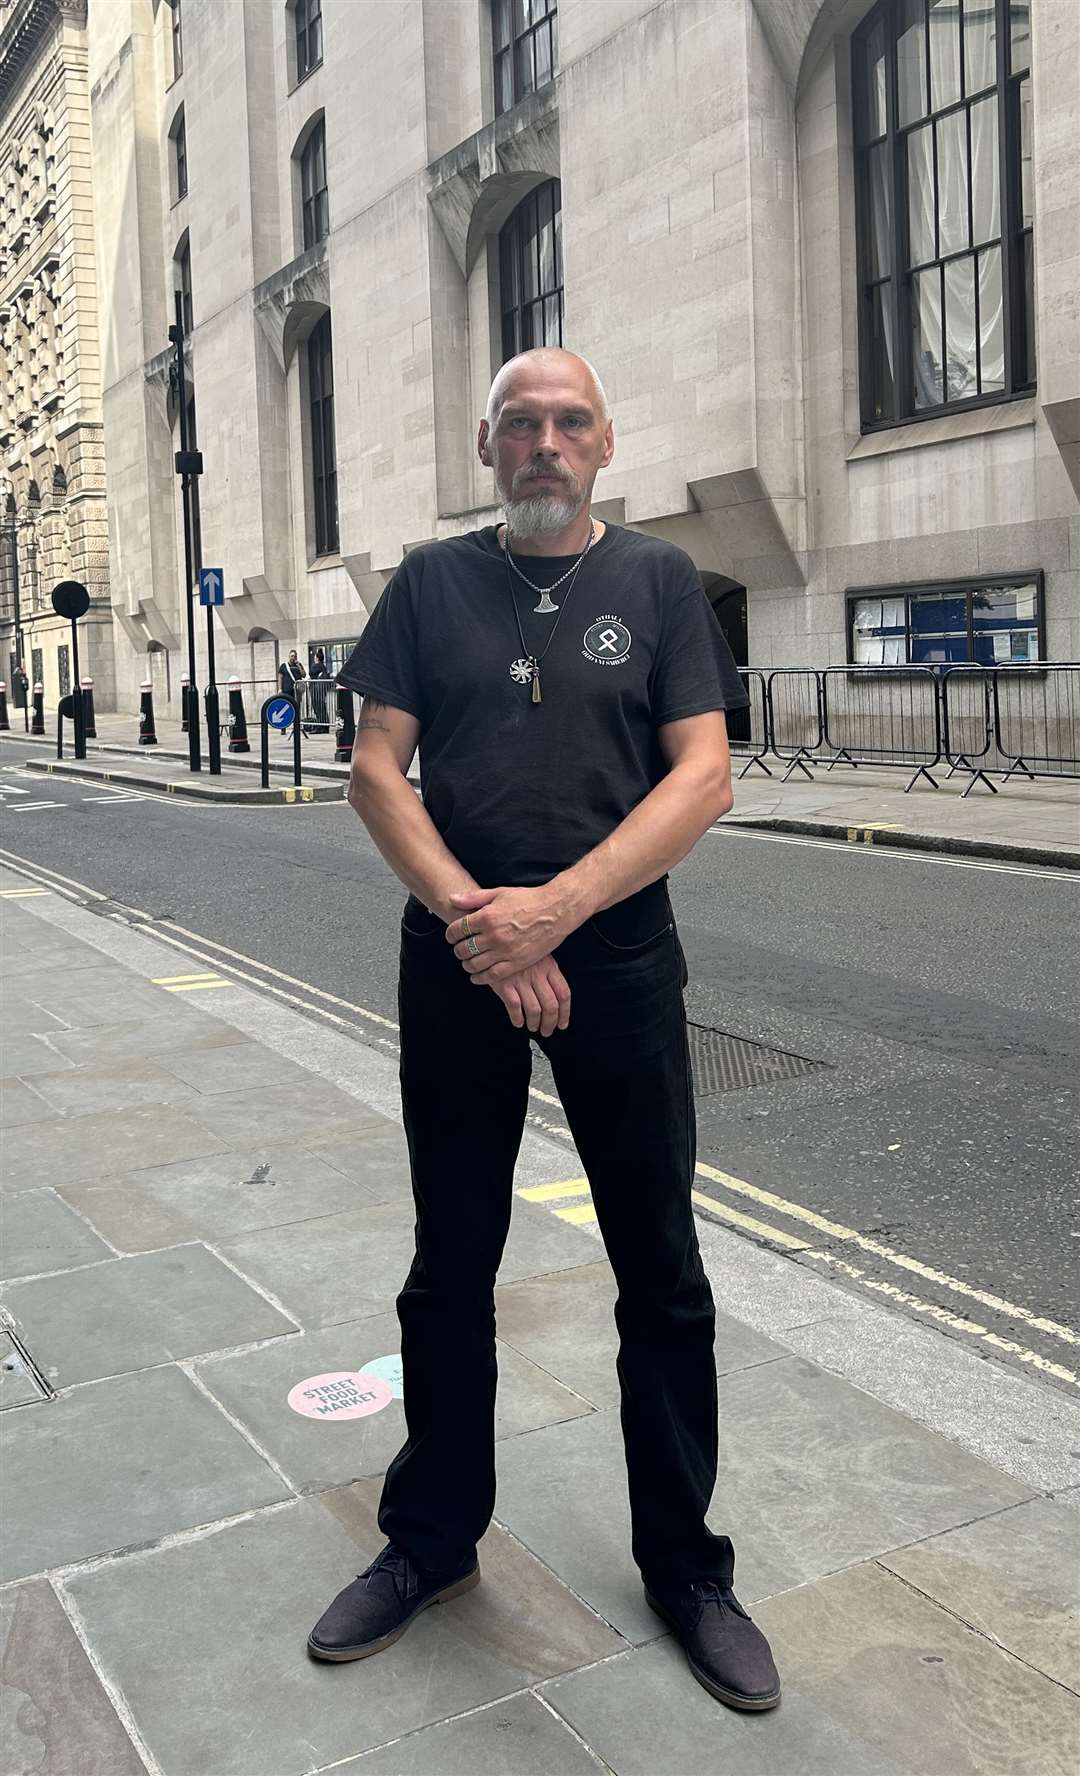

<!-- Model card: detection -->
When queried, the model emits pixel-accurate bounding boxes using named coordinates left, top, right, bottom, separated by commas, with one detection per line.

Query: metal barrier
left=299, top=677, right=334, bottom=733
left=820, top=667, right=941, bottom=792
left=940, top=667, right=998, bottom=796
left=730, top=670, right=771, bottom=778
left=765, top=669, right=822, bottom=781
left=992, top=664, right=1080, bottom=782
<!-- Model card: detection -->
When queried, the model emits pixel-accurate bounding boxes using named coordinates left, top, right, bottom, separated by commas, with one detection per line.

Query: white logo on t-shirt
left=583, top=616, right=632, bottom=666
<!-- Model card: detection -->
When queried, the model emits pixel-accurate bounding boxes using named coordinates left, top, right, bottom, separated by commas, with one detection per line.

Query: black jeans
left=378, top=879, right=734, bottom=1589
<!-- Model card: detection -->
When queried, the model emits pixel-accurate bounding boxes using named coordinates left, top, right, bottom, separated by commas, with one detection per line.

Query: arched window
left=174, top=232, right=193, bottom=334
left=170, top=105, right=187, bottom=202
left=295, top=0, right=323, bottom=84
left=169, top=0, right=183, bottom=81
left=499, top=179, right=563, bottom=363
left=300, top=118, right=328, bottom=249
left=307, top=312, right=338, bottom=556
left=853, top=0, right=1033, bottom=427
left=493, top=0, right=558, bottom=116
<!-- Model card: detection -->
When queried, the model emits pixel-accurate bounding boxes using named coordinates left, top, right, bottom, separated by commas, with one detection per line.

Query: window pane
left=870, top=283, right=895, bottom=418
left=909, top=590, right=968, bottom=662
left=550, top=9, right=558, bottom=73
left=977, top=243, right=1004, bottom=391
left=1010, top=1, right=1030, bottom=72
left=936, top=107, right=970, bottom=255
left=897, top=0, right=928, bottom=126
left=515, top=33, right=534, bottom=97
left=534, top=20, right=552, bottom=87
left=859, top=17, right=887, bottom=141
left=493, top=0, right=511, bottom=51
left=973, top=585, right=1039, bottom=662
left=520, top=204, right=539, bottom=300
left=907, top=123, right=936, bottom=265
left=963, top=0, right=996, bottom=94
left=495, top=49, right=513, bottom=114
left=944, top=253, right=977, bottom=399
left=969, top=93, right=999, bottom=241
left=543, top=292, right=561, bottom=346
left=867, top=141, right=891, bottom=279
left=912, top=266, right=945, bottom=407
left=538, top=201, right=555, bottom=293
left=1020, top=229, right=1035, bottom=384
left=310, top=14, right=322, bottom=66
left=928, top=0, right=960, bottom=110
left=1019, top=79, right=1032, bottom=227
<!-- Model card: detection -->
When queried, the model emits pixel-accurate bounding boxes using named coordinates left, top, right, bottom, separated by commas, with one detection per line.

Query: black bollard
left=30, top=682, right=45, bottom=736
left=227, top=676, right=250, bottom=752
left=334, top=683, right=355, bottom=763
left=0, top=682, right=8, bottom=731
left=81, top=677, right=97, bottom=738
left=139, top=679, right=158, bottom=745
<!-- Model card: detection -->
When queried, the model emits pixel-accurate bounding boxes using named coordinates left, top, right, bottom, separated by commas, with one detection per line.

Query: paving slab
left=194, top=1310, right=594, bottom=1492
left=330, top=1692, right=604, bottom=1775
left=0, top=1187, right=113, bottom=1279
left=752, top=1561, right=1080, bottom=1776
left=0, top=1032, right=74, bottom=1077
left=494, top=1260, right=786, bottom=1408
left=177, top=1081, right=388, bottom=1148
left=0, top=1075, right=57, bottom=1128
left=25, top=967, right=177, bottom=1027
left=46, top=1012, right=247, bottom=1064
left=494, top=1356, right=1032, bottom=1643
left=0, top=1331, right=45, bottom=1407
left=20, top=1056, right=199, bottom=1117
left=542, top=1635, right=910, bottom=1776
left=156, top=1039, right=320, bottom=1095
left=64, top=1484, right=624, bottom=1776
left=308, top=1124, right=414, bottom=1201
left=0, top=1102, right=230, bottom=1191
left=1, top=1243, right=298, bottom=1386
left=880, top=1495, right=1080, bottom=1692
left=0, top=1581, right=145, bottom=1776
left=60, top=1145, right=370, bottom=1252
left=0, top=1365, right=290, bottom=1581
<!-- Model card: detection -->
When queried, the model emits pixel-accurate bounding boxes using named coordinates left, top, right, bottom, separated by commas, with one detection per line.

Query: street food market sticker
left=287, top=1371, right=392, bottom=1420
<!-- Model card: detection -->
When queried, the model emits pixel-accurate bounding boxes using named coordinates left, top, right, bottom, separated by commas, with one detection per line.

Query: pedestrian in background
left=279, top=649, right=306, bottom=696
left=310, top=347, right=780, bottom=1715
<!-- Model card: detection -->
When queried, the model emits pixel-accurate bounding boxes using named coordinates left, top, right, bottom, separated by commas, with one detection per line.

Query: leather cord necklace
left=503, top=521, right=594, bottom=705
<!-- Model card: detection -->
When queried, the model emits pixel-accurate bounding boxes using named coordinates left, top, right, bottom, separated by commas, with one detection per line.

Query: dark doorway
left=704, top=575, right=749, bottom=743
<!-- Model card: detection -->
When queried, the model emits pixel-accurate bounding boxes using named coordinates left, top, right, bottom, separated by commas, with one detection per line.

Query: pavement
left=1, top=869, right=1078, bottom=1775
left=4, top=712, right=1078, bottom=864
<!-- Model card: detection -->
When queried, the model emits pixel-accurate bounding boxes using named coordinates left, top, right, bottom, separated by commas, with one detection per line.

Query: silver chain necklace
left=504, top=525, right=595, bottom=706
left=505, top=523, right=596, bottom=613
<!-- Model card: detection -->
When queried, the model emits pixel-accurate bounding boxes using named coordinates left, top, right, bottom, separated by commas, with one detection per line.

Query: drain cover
left=687, top=1025, right=828, bottom=1097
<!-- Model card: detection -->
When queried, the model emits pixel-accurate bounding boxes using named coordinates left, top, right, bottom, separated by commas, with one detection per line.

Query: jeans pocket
left=401, top=895, right=443, bottom=939
left=588, top=882, right=674, bottom=954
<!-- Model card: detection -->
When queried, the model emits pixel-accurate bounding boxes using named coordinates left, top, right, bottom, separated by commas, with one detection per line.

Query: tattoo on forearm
left=357, top=719, right=390, bottom=733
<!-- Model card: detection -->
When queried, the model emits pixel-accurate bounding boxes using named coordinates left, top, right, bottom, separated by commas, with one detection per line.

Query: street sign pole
left=170, top=291, right=202, bottom=772
left=52, top=581, right=90, bottom=760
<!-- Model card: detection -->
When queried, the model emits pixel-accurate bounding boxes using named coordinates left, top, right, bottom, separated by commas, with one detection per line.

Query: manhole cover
left=687, top=1025, right=828, bottom=1097
left=0, top=1330, right=52, bottom=1409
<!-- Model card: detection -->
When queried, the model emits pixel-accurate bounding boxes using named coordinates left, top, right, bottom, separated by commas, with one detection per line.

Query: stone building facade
left=88, top=0, right=1078, bottom=715
left=0, top=0, right=112, bottom=714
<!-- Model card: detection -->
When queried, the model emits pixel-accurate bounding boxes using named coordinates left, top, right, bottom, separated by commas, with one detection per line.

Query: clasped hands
left=444, top=885, right=575, bottom=1037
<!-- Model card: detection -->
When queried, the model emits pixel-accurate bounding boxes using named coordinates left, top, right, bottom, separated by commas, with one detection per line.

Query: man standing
left=309, top=348, right=780, bottom=1712
left=279, top=649, right=306, bottom=695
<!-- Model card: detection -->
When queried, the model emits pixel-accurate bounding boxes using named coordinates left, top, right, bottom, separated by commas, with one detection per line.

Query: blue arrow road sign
left=264, top=696, right=296, bottom=731
left=199, top=567, right=224, bottom=606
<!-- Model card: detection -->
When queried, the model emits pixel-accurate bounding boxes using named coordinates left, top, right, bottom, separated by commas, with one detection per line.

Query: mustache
left=515, top=462, right=578, bottom=488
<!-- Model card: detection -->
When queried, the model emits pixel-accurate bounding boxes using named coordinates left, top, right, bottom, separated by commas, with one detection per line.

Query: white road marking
left=714, top=825, right=1079, bottom=883
left=12, top=801, right=65, bottom=812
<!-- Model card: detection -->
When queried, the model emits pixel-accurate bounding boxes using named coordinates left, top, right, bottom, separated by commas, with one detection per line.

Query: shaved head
left=485, top=348, right=610, bottom=430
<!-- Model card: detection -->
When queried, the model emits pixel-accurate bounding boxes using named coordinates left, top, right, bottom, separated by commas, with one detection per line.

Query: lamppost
left=169, top=291, right=203, bottom=771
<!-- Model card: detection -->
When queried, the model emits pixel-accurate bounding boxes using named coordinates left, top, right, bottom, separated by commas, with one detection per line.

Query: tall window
left=300, top=119, right=328, bottom=249
left=171, top=0, right=183, bottom=80
left=853, top=0, right=1033, bottom=427
left=308, top=313, right=338, bottom=557
left=295, top=0, right=323, bottom=84
left=493, top=0, right=558, bottom=116
left=499, top=180, right=563, bottom=362
left=172, top=107, right=187, bottom=200
left=175, top=236, right=193, bottom=335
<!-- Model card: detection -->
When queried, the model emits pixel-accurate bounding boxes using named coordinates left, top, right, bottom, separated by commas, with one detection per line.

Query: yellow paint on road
left=152, top=971, right=232, bottom=994
left=0, top=886, right=48, bottom=897
left=554, top=1202, right=599, bottom=1225
left=691, top=1189, right=811, bottom=1250
left=518, top=1178, right=590, bottom=1202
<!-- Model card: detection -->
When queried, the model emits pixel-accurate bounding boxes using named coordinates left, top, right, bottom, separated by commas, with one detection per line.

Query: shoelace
left=696, top=1580, right=749, bottom=1618
left=364, top=1545, right=414, bottom=1605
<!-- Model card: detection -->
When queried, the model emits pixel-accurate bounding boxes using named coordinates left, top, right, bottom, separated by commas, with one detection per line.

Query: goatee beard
left=503, top=490, right=586, bottom=540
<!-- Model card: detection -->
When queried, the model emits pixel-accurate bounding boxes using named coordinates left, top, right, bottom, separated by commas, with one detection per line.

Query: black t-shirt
left=339, top=523, right=747, bottom=888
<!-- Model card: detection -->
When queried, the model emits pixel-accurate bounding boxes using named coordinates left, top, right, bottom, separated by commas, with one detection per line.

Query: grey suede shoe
left=645, top=1579, right=781, bottom=1711
left=307, top=1543, right=480, bottom=1662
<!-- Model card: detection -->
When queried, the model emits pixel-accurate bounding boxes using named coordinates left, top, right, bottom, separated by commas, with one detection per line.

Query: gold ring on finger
left=462, top=914, right=472, bottom=938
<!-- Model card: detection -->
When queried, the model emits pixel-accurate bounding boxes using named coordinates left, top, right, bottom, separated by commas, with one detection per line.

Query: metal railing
left=725, top=663, right=1080, bottom=793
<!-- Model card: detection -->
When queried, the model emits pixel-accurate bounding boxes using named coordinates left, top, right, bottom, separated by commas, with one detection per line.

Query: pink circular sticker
left=287, top=1370, right=392, bottom=1421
